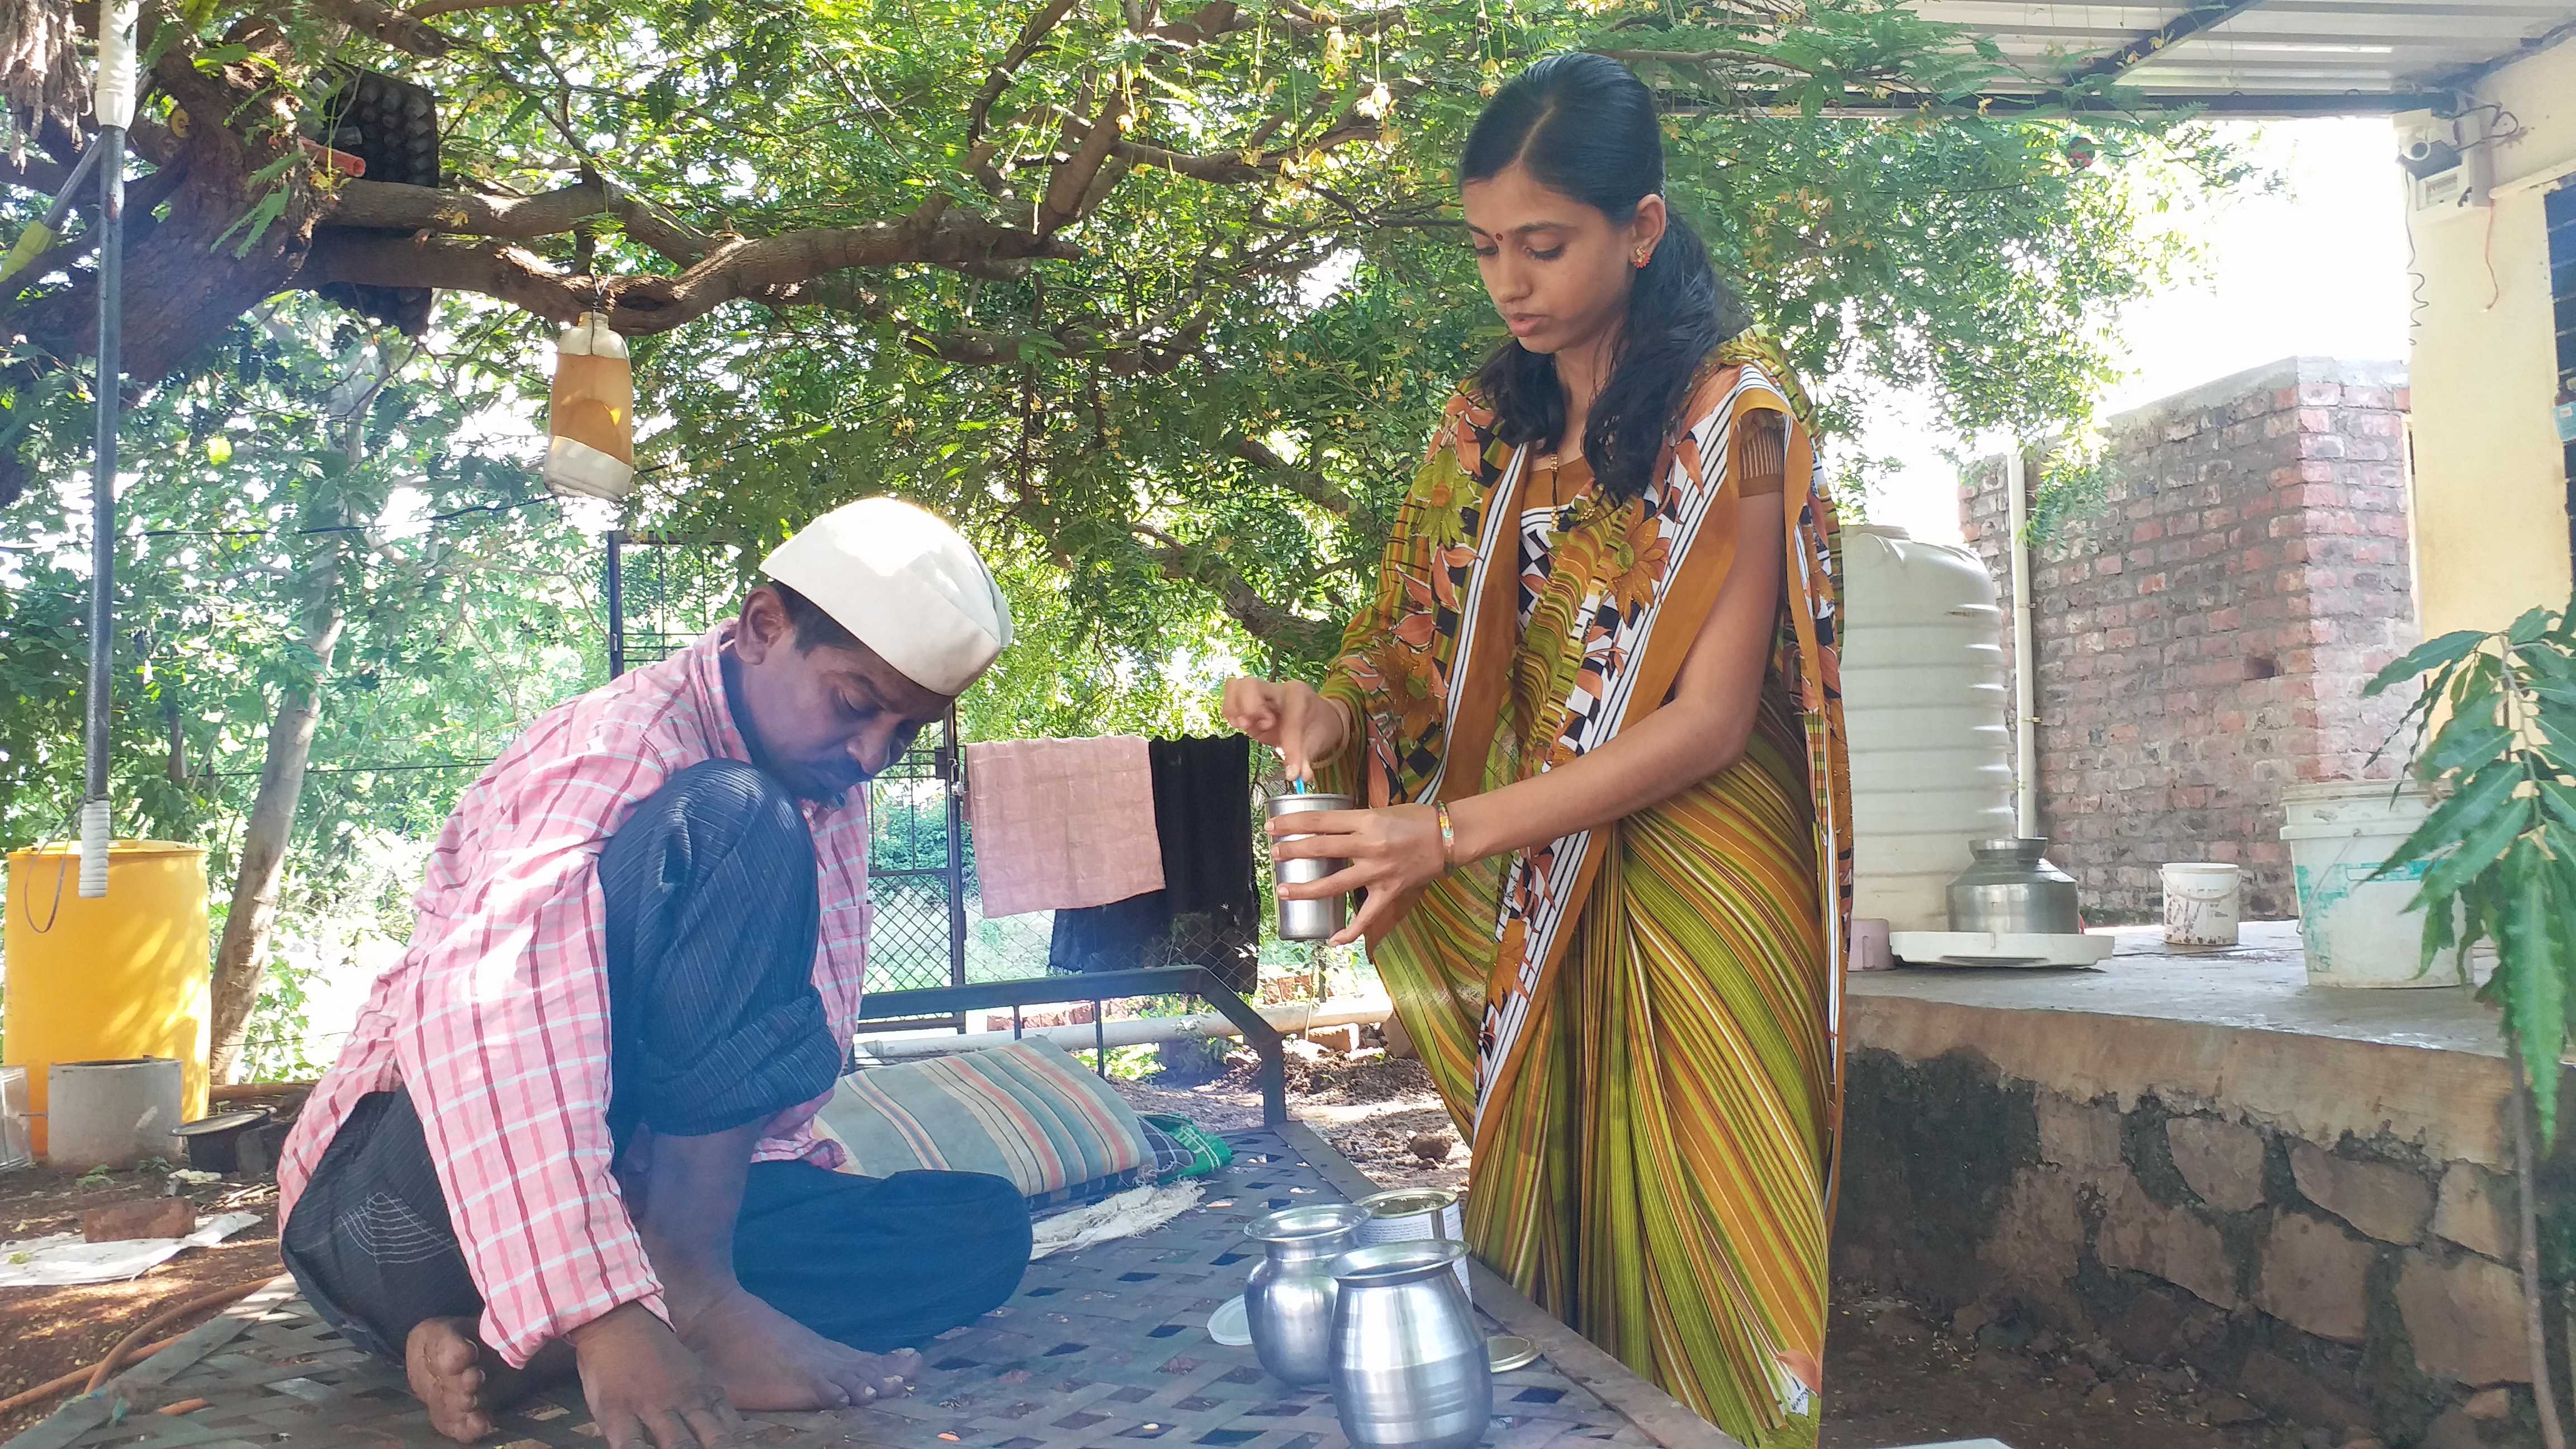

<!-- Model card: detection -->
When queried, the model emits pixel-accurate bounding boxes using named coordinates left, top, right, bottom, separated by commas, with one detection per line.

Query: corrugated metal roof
left=1907, top=0, right=2574, bottom=109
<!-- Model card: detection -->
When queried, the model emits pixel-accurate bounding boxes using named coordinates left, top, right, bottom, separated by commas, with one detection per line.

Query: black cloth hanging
left=1049, top=736, right=1258, bottom=996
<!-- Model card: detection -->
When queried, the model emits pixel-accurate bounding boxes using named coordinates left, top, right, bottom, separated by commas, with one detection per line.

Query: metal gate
left=603, top=530, right=969, bottom=1007
left=861, top=716, right=968, bottom=998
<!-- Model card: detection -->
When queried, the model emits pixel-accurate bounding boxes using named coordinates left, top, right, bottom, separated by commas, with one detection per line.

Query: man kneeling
left=276, top=499, right=1033, bottom=1448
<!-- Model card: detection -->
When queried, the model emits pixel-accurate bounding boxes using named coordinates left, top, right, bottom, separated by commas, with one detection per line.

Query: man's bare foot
left=406, top=1318, right=499, bottom=1443
left=675, top=1289, right=921, bottom=1412
left=405, top=1318, right=574, bottom=1445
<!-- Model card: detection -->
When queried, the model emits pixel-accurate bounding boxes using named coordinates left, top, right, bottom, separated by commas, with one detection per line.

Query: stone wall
left=1833, top=1044, right=2575, bottom=1448
left=1958, top=357, right=2420, bottom=920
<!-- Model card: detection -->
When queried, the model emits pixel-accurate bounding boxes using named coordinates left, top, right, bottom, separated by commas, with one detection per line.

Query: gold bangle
left=1435, top=802, right=1458, bottom=873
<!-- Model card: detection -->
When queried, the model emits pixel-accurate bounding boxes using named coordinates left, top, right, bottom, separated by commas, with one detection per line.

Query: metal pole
left=604, top=528, right=626, bottom=678
left=2005, top=445, right=2039, bottom=841
left=943, top=709, right=966, bottom=991
left=78, top=0, right=139, bottom=899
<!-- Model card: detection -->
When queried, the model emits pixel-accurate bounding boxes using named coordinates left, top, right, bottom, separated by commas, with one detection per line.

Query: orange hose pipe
left=0, top=1334, right=181, bottom=1417
left=86, top=1282, right=264, bottom=1391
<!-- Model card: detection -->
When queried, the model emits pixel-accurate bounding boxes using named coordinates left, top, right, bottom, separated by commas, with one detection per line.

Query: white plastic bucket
left=1849, top=918, right=1894, bottom=973
left=2161, top=863, right=2242, bottom=948
left=2278, top=781, right=2454, bottom=988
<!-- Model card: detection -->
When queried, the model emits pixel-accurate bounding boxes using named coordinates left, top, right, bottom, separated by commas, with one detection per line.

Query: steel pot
left=1945, top=836, right=2082, bottom=935
left=1244, top=1203, right=1367, bottom=1384
left=1267, top=792, right=1355, bottom=941
left=1328, top=1240, right=1491, bottom=1449
left=1356, top=1186, right=1470, bottom=1296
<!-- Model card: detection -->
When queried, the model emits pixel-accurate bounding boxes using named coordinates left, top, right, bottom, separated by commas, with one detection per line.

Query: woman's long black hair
left=1462, top=53, right=1750, bottom=503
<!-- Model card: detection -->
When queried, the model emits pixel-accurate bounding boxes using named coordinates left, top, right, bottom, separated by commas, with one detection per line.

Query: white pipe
left=94, top=0, right=139, bottom=129
left=856, top=997, right=1394, bottom=1060
left=77, top=798, right=110, bottom=897
left=2005, top=445, right=2039, bottom=839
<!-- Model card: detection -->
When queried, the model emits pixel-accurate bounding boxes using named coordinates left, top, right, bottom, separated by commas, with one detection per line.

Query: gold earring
left=1633, top=249, right=1651, bottom=267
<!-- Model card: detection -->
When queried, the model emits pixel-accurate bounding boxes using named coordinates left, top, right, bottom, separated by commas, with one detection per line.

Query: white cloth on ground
left=0, top=1211, right=260, bottom=1287
left=1029, top=1181, right=1203, bottom=1261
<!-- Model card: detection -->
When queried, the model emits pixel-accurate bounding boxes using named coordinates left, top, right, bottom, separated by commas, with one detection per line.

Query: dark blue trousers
left=281, top=760, right=1031, bottom=1360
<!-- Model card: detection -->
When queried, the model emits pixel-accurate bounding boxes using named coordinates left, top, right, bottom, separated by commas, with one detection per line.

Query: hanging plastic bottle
left=544, top=311, right=633, bottom=499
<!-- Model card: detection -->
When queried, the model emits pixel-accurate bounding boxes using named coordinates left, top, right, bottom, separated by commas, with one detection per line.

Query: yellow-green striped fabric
left=1376, top=693, right=1828, bottom=1448
left=1317, top=343, right=1845, bottom=1448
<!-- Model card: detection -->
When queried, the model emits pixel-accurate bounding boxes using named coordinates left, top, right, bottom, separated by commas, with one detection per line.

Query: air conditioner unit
left=2401, top=119, right=2491, bottom=222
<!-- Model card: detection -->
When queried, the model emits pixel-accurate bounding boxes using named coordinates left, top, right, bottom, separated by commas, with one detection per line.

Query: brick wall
left=1959, top=358, right=2419, bottom=921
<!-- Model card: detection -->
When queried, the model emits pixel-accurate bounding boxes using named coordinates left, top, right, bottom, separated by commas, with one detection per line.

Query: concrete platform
left=1855, top=920, right=2502, bottom=1059
left=1846, top=920, right=2523, bottom=1167
left=1836, top=918, right=2567, bottom=1445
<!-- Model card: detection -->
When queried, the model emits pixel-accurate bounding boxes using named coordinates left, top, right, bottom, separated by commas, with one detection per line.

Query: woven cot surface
left=8, top=1131, right=1666, bottom=1449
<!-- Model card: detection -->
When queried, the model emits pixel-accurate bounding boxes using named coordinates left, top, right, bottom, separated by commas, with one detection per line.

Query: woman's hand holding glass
left=1266, top=801, right=1446, bottom=948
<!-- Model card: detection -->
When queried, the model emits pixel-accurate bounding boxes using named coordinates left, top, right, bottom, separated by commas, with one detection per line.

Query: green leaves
left=2364, top=628, right=2488, bottom=697
left=2375, top=760, right=2522, bottom=879
left=2493, top=839, right=2572, bottom=1145
left=2414, top=804, right=2528, bottom=907
left=2374, top=596, right=2576, bottom=1146
left=2423, top=717, right=2513, bottom=779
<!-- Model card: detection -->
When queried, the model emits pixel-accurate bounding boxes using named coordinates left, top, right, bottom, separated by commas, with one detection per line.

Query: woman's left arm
left=1277, top=489, right=1787, bottom=945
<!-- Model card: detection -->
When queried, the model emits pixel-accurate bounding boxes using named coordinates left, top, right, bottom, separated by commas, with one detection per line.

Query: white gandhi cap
left=759, top=498, right=1014, bottom=696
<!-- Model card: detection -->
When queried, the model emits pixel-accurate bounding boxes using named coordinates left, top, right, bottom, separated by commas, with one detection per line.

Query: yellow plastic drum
left=4, top=840, right=210, bottom=1155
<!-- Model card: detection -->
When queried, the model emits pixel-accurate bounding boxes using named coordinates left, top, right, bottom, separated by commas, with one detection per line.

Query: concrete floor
left=1849, top=920, right=2503, bottom=1059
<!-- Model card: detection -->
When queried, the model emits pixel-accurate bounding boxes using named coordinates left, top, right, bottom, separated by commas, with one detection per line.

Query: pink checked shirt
left=277, top=625, right=872, bottom=1367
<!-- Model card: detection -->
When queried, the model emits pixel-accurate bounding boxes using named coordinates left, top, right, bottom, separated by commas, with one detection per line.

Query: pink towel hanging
left=964, top=737, right=1165, bottom=917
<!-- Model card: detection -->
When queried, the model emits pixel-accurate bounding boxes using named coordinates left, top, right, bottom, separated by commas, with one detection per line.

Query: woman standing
left=1221, top=54, right=1850, bottom=1447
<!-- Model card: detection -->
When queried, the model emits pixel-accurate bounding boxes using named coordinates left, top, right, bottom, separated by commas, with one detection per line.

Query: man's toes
left=424, top=1399, right=494, bottom=1443
left=420, top=1330, right=477, bottom=1379
left=819, top=1367, right=875, bottom=1408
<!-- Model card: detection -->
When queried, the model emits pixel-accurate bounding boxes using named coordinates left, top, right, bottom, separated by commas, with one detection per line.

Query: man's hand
left=567, top=1302, right=746, bottom=1449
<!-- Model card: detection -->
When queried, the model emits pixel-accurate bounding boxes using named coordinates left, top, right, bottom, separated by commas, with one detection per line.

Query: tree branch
left=1134, top=524, right=1339, bottom=654
left=325, top=177, right=712, bottom=263
left=1230, top=435, right=1355, bottom=517
left=405, top=0, right=554, bottom=17
left=1111, top=103, right=1398, bottom=185
left=1589, top=45, right=1817, bottom=74
left=970, top=0, right=1081, bottom=147
left=309, top=208, right=1078, bottom=332
left=306, top=232, right=580, bottom=320
left=1041, top=93, right=1129, bottom=234
left=310, top=0, right=461, bottom=56
left=0, top=151, right=77, bottom=196
left=1272, top=0, right=1405, bottom=36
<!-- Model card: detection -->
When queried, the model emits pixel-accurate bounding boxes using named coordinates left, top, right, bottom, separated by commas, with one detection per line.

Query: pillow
left=814, top=1038, right=1155, bottom=1209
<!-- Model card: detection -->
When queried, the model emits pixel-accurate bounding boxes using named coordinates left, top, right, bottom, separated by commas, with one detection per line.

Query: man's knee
left=602, top=759, right=815, bottom=915
left=637, top=759, right=807, bottom=859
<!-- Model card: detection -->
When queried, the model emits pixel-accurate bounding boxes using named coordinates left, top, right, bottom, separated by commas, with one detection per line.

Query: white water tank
left=1839, top=525, right=2016, bottom=931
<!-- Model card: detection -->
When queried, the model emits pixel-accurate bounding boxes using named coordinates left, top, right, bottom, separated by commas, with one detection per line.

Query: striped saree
left=1317, top=340, right=1853, bottom=1448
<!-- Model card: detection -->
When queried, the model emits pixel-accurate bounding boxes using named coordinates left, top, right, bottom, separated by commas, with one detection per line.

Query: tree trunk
left=205, top=358, right=380, bottom=1084
left=205, top=531, right=348, bottom=1084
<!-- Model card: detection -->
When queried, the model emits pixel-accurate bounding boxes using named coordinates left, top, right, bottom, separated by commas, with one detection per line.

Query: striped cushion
left=813, top=1039, right=1153, bottom=1206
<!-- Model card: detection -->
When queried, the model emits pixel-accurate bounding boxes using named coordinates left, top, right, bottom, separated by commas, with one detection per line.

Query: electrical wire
left=138, top=494, right=554, bottom=539
left=2481, top=192, right=2502, bottom=312
left=2403, top=205, right=2430, bottom=344
left=164, top=759, right=497, bottom=778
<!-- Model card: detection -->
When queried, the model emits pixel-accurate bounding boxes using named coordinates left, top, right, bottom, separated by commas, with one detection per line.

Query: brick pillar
left=1955, top=359, right=2418, bottom=921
